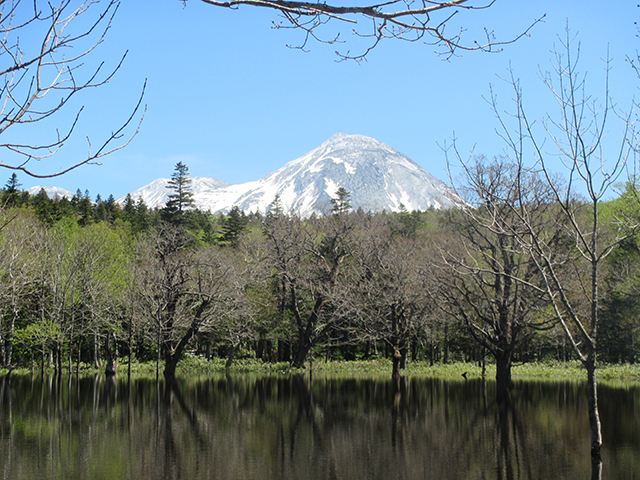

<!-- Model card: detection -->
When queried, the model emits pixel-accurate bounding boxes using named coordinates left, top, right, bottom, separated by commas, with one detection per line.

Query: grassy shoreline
left=3, top=358, right=640, bottom=383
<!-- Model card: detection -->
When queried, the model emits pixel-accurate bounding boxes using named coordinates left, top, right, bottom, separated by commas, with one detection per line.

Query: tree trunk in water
left=68, top=341, right=73, bottom=373
left=586, top=356, right=602, bottom=458
left=164, top=355, right=179, bottom=379
left=94, top=332, right=100, bottom=369
left=495, top=351, right=513, bottom=401
left=392, top=343, right=404, bottom=381
left=392, top=354, right=402, bottom=381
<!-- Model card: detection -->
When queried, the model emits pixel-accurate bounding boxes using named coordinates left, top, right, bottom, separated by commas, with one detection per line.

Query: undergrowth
left=3, top=357, right=640, bottom=383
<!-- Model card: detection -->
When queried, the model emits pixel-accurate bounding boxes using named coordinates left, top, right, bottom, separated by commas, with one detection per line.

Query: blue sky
left=16, top=0, right=640, bottom=200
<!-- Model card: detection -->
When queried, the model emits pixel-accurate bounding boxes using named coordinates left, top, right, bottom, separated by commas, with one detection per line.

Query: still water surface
left=1, top=373, right=639, bottom=479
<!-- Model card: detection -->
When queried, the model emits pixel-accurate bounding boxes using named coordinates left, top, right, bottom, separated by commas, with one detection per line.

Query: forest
left=0, top=157, right=639, bottom=387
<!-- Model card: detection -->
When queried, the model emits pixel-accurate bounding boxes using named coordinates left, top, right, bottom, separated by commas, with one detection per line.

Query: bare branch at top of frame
left=190, top=0, right=545, bottom=62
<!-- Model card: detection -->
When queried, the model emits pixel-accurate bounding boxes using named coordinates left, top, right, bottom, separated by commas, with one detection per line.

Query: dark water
left=0, top=374, right=639, bottom=479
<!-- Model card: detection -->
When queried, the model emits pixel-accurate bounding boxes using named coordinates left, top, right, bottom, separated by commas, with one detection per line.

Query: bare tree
left=438, top=155, right=556, bottom=398
left=191, top=0, right=543, bottom=61
left=261, top=198, right=357, bottom=368
left=134, top=225, right=243, bottom=379
left=349, top=214, right=432, bottom=380
left=0, top=0, right=145, bottom=178
left=450, top=29, right=639, bottom=459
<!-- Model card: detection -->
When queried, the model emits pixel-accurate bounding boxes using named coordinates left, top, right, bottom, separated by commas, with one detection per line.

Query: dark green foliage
left=221, top=206, right=249, bottom=244
left=162, top=162, right=196, bottom=224
left=2, top=173, right=22, bottom=207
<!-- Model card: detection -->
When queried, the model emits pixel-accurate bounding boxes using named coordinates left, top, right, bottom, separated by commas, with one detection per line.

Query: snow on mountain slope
left=27, top=185, right=75, bottom=200
left=117, top=176, right=230, bottom=208
left=191, top=133, right=456, bottom=215
left=117, top=133, right=457, bottom=215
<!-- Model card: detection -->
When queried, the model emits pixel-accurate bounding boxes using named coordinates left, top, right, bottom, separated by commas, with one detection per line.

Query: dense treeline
left=0, top=167, right=638, bottom=383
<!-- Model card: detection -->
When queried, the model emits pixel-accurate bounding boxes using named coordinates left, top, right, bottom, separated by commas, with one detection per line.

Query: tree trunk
left=93, top=331, right=100, bottom=368
left=291, top=296, right=323, bottom=368
left=163, top=300, right=209, bottom=380
left=225, top=344, right=236, bottom=369
left=164, top=355, right=179, bottom=380
left=5, top=312, right=16, bottom=366
left=495, top=350, right=513, bottom=401
left=128, top=321, right=133, bottom=380
left=292, top=335, right=312, bottom=368
left=278, top=339, right=290, bottom=362
left=105, top=333, right=116, bottom=377
left=586, top=355, right=602, bottom=458
left=443, top=325, right=449, bottom=364
left=256, top=337, right=265, bottom=360
left=392, top=353, right=402, bottom=381
left=400, top=345, right=408, bottom=370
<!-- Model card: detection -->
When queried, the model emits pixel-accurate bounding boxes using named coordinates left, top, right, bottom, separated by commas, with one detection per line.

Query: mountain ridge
left=33, top=134, right=457, bottom=215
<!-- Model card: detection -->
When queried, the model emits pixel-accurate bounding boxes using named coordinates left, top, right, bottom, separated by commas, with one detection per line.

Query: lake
left=1, top=373, right=639, bottom=479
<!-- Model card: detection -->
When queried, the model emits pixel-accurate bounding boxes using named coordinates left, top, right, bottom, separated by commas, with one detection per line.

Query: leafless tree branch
left=190, top=0, right=545, bottom=61
left=0, top=0, right=146, bottom=178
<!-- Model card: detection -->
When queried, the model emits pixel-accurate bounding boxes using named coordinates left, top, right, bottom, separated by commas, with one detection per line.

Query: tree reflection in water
left=0, top=374, right=638, bottom=479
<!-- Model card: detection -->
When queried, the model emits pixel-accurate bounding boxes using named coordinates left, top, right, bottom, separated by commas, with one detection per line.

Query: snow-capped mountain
left=122, top=134, right=455, bottom=215
left=27, top=185, right=75, bottom=200
left=118, top=177, right=230, bottom=207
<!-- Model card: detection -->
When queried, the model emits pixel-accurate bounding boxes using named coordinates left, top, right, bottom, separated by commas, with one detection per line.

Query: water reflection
left=0, top=373, right=638, bottom=479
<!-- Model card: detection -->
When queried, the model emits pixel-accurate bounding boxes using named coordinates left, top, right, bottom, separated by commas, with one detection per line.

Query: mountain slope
left=118, top=177, right=230, bottom=208
left=27, top=185, right=75, bottom=200
left=126, top=133, right=455, bottom=215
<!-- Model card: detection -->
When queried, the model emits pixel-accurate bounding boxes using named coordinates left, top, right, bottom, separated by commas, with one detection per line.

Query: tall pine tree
left=162, top=162, right=195, bottom=223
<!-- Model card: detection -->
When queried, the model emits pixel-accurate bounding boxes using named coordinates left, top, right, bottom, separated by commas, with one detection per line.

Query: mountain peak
left=319, top=133, right=395, bottom=156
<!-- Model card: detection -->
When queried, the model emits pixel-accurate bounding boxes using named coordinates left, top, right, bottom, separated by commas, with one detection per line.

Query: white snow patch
left=331, top=157, right=356, bottom=174
left=325, top=178, right=339, bottom=197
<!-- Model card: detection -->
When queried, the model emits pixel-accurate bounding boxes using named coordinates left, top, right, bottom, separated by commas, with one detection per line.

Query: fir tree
left=330, top=187, right=351, bottom=214
left=4, top=173, right=21, bottom=193
left=162, top=162, right=195, bottom=223
left=3, top=173, right=22, bottom=207
left=222, top=206, right=249, bottom=244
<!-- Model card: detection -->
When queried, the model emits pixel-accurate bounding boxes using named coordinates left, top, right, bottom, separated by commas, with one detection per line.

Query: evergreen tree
left=162, top=162, right=195, bottom=223
left=4, top=173, right=21, bottom=193
left=123, top=193, right=136, bottom=217
left=3, top=173, right=22, bottom=207
left=222, top=206, right=249, bottom=244
left=32, top=188, right=54, bottom=224
left=94, top=194, right=107, bottom=221
left=330, top=187, right=351, bottom=214
left=71, top=189, right=92, bottom=226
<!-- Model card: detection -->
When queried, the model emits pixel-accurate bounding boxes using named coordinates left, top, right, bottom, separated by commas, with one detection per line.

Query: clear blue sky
left=16, top=0, right=640, bottom=199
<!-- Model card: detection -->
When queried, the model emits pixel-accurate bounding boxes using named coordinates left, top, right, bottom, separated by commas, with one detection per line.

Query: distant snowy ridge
left=117, top=177, right=230, bottom=208
left=27, top=185, right=75, bottom=200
